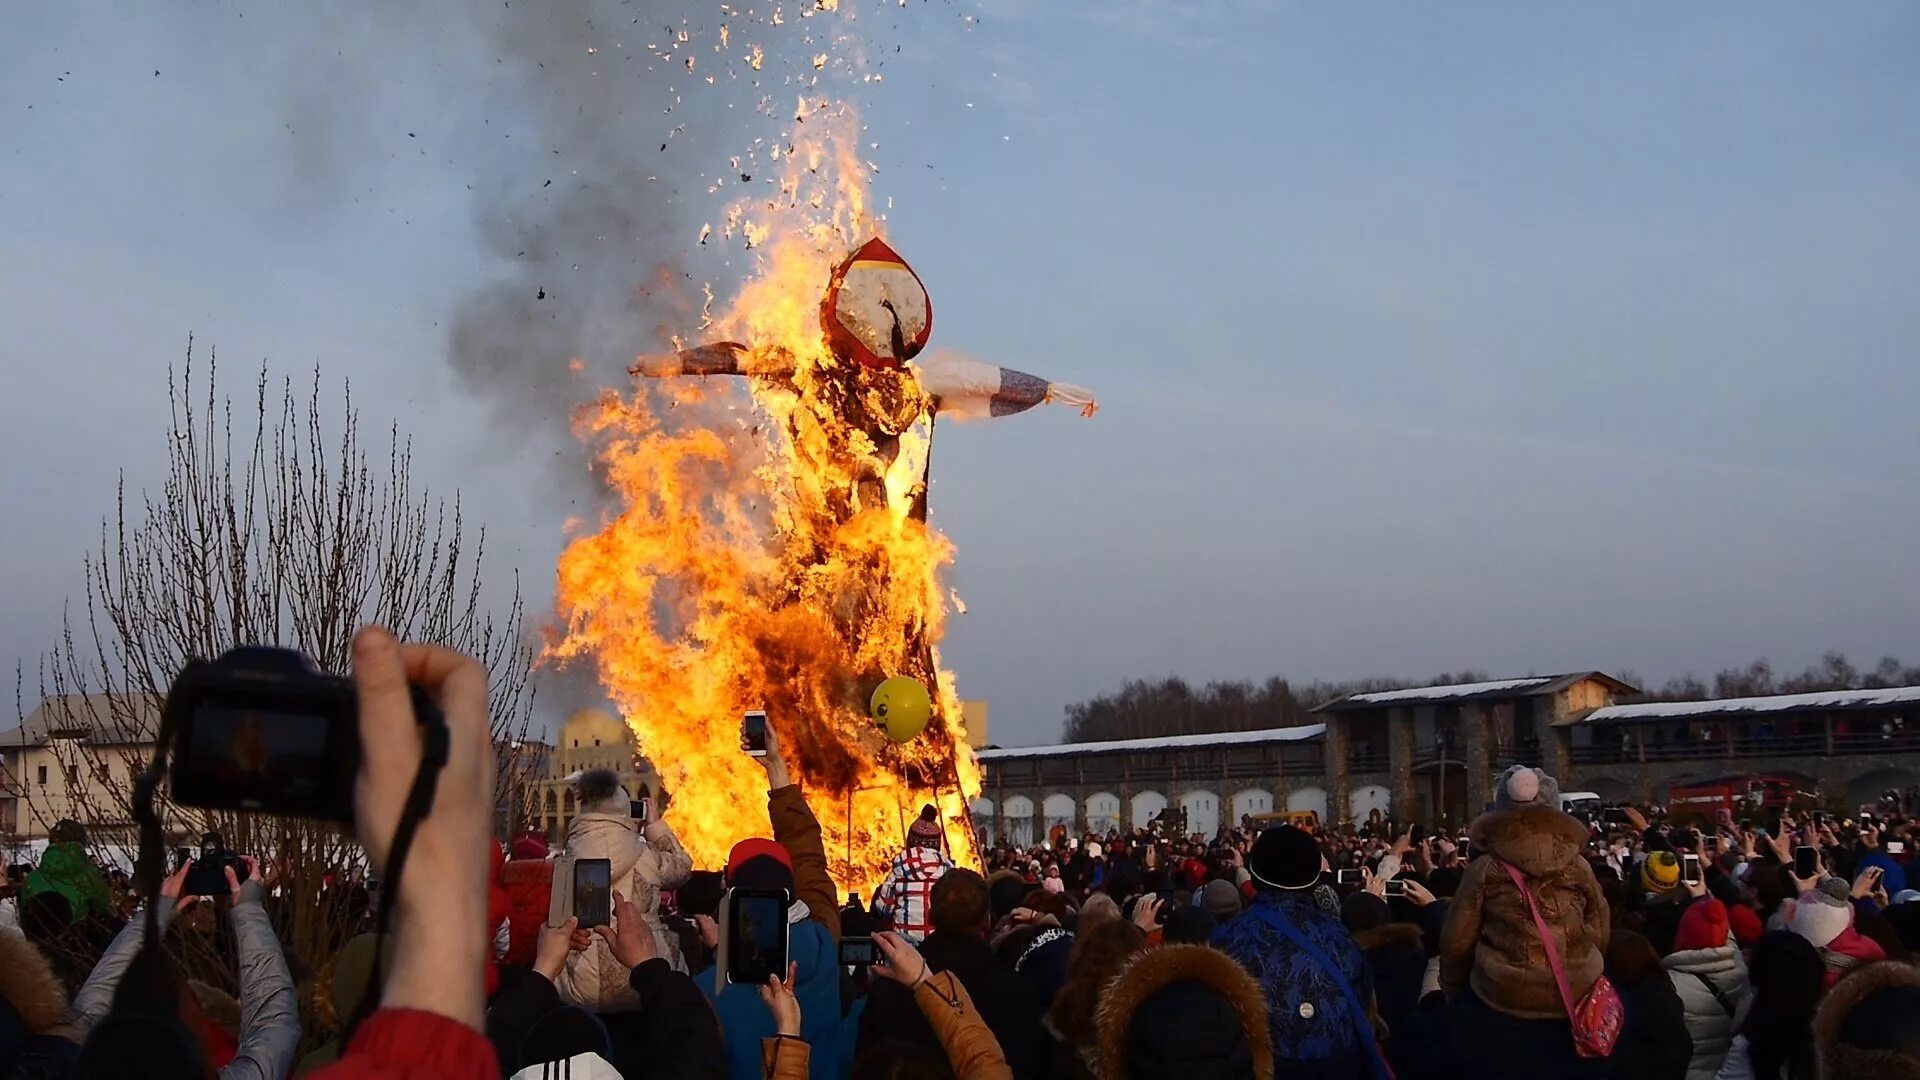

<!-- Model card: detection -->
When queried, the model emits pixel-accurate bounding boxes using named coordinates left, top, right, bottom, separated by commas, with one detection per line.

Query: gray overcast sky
left=3, top=2, right=1917, bottom=748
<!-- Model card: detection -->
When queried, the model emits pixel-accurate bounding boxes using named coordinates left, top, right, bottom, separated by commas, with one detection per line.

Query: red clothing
left=500, top=858, right=555, bottom=968
left=872, top=846, right=951, bottom=943
left=1821, top=926, right=1886, bottom=987
left=308, top=1008, right=498, bottom=1078
left=486, top=842, right=510, bottom=997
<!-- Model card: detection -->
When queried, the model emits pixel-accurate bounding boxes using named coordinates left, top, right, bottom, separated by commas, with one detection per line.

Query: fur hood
left=1469, top=804, right=1589, bottom=878
left=1095, top=945, right=1273, bottom=1080
left=0, top=931, right=70, bottom=1037
left=1815, top=960, right=1920, bottom=1080
left=1352, top=922, right=1423, bottom=954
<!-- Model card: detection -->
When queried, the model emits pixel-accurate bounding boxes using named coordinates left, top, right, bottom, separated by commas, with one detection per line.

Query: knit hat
left=510, top=832, right=549, bottom=861
left=48, top=820, right=86, bottom=846
left=514, top=1006, right=613, bottom=1077
left=1008, top=924, right=1074, bottom=1009
left=725, top=838, right=796, bottom=895
left=1247, top=826, right=1320, bottom=891
left=907, top=805, right=944, bottom=848
left=1674, top=898, right=1731, bottom=952
left=1641, top=851, right=1681, bottom=895
left=1728, top=903, right=1766, bottom=948
left=1199, top=879, right=1242, bottom=919
left=1790, top=887, right=1853, bottom=949
left=573, top=769, right=631, bottom=817
left=1492, top=765, right=1561, bottom=810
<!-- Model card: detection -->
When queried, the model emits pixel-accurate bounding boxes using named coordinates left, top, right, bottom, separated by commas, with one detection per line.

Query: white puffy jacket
left=1663, top=942, right=1751, bottom=1080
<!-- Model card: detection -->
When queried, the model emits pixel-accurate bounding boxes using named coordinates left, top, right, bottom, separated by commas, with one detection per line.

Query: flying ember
left=549, top=98, right=1091, bottom=897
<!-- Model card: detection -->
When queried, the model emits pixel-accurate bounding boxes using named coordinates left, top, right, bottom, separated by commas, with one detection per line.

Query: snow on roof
left=1337, top=677, right=1556, bottom=707
left=1584, top=686, right=1920, bottom=724
left=975, top=723, right=1325, bottom=761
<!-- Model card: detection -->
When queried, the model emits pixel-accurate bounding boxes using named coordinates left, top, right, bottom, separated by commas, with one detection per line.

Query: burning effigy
left=548, top=78, right=1090, bottom=890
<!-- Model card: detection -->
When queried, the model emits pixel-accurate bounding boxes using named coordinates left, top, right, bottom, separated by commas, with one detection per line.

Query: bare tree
left=7, top=339, right=536, bottom=1030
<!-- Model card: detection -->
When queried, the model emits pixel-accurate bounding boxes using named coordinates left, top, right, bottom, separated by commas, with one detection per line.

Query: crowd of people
left=2, top=628, right=1919, bottom=1077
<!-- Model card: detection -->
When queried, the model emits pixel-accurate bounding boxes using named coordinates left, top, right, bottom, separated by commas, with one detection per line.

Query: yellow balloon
left=870, top=676, right=932, bottom=743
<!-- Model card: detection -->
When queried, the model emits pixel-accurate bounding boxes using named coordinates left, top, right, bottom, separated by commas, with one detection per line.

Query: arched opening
left=1286, top=787, right=1328, bottom=822
left=1847, top=767, right=1920, bottom=813
left=1231, top=788, right=1273, bottom=826
left=1085, top=792, right=1121, bottom=835
left=1042, top=793, right=1077, bottom=837
left=1349, top=784, right=1391, bottom=822
left=969, top=797, right=994, bottom=846
left=1180, top=790, right=1220, bottom=839
left=1131, top=790, right=1168, bottom=830
left=1002, top=795, right=1035, bottom=847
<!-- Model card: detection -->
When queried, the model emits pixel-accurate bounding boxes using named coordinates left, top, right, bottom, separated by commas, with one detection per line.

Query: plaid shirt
left=873, top=846, right=952, bottom=943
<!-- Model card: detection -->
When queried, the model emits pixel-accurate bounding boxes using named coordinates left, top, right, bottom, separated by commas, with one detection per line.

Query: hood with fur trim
left=1815, top=960, right=1920, bottom=1080
left=1095, top=944, right=1273, bottom=1080
left=0, top=932, right=69, bottom=1037
left=1469, top=804, right=1589, bottom=878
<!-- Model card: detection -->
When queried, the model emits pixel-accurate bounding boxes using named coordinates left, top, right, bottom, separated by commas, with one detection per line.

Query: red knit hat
left=1673, top=898, right=1731, bottom=952
left=1728, top=903, right=1765, bottom=948
left=727, top=838, right=794, bottom=879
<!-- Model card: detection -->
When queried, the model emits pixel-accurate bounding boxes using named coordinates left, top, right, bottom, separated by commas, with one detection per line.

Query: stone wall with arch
left=1231, top=788, right=1274, bottom=824
left=1286, top=786, right=1329, bottom=821
left=1349, top=784, right=1392, bottom=820
left=1002, top=795, right=1035, bottom=847
left=1042, top=793, right=1077, bottom=834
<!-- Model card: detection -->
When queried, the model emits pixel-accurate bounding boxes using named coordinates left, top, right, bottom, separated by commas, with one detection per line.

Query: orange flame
left=551, top=107, right=978, bottom=894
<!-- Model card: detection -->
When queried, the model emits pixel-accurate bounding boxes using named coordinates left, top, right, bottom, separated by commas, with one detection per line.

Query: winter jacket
left=22, top=843, right=111, bottom=925
left=308, top=1008, right=498, bottom=1079
left=487, top=841, right=510, bottom=999
left=1439, top=804, right=1610, bottom=1020
left=499, top=858, right=554, bottom=969
left=1353, top=922, right=1425, bottom=1070
left=1817, top=925, right=1885, bottom=987
left=1094, top=942, right=1273, bottom=1080
left=872, top=846, right=953, bottom=942
left=1213, top=891, right=1380, bottom=1079
left=1812, top=957, right=1920, bottom=1080
left=553, top=814, right=694, bottom=1008
left=1664, top=941, right=1752, bottom=1080
left=487, top=959, right=724, bottom=1079
left=857, top=929, right=1046, bottom=1079
left=1608, top=936, right=1694, bottom=1080
left=698, top=785, right=846, bottom=1080
left=0, top=928, right=80, bottom=1077
left=69, top=882, right=301, bottom=1080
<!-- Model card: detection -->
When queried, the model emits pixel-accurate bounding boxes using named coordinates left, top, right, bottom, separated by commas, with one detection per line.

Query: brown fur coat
left=1095, top=944, right=1274, bottom=1080
left=1439, top=804, right=1610, bottom=1019
left=1815, top=960, right=1920, bottom=1080
left=0, top=931, right=72, bottom=1039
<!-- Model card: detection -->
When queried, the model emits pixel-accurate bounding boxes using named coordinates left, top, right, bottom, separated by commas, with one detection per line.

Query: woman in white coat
left=552, top=768, right=694, bottom=1010
left=1663, top=897, right=1752, bottom=1080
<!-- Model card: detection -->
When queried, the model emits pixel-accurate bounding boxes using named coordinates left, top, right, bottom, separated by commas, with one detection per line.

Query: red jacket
left=308, top=1009, right=497, bottom=1078
left=500, top=858, right=555, bottom=969
left=486, top=842, right=511, bottom=997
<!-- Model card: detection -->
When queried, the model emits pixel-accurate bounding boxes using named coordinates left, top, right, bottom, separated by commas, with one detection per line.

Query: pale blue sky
left=3, top=2, right=1916, bottom=746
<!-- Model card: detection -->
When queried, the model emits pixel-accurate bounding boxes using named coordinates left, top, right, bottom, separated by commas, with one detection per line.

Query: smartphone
left=1889, top=841, right=1907, bottom=855
left=724, top=888, right=791, bottom=986
left=838, top=935, right=884, bottom=967
left=742, top=710, right=769, bottom=757
left=631, top=798, right=651, bottom=823
left=1682, top=853, right=1702, bottom=885
left=1383, top=879, right=1408, bottom=897
left=1335, top=869, right=1363, bottom=886
left=573, top=858, right=613, bottom=929
left=1812, top=811, right=1830, bottom=826
left=1457, top=837, right=1472, bottom=860
left=1409, top=824, right=1427, bottom=845
left=1793, top=845, right=1819, bottom=879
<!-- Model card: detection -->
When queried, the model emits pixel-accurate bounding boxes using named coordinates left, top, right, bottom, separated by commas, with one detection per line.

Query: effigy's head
left=821, top=237, right=932, bottom=371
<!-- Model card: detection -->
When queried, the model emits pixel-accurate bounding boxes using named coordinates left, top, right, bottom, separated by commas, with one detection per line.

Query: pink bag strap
left=1496, top=858, right=1577, bottom=1019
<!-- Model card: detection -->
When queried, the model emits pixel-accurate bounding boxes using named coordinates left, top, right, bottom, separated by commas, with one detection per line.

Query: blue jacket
left=1213, top=890, right=1376, bottom=1079
left=697, top=918, right=844, bottom=1080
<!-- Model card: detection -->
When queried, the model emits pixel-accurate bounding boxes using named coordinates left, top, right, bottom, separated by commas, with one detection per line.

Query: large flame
left=551, top=104, right=979, bottom=893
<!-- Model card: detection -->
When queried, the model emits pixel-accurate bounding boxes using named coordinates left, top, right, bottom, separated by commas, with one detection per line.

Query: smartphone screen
left=742, top=711, right=769, bottom=757
left=727, top=889, right=790, bottom=985
left=1335, top=869, right=1363, bottom=886
left=838, top=935, right=880, bottom=967
left=1793, top=846, right=1819, bottom=879
left=1457, top=838, right=1472, bottom=860
left=631, top=798, right=650, bottom=823
left=1889, top=841, right=1907, bottom=855
left=1682, top=854, right=1702, bottom=885
left=574, top=858, right=613, bottom=929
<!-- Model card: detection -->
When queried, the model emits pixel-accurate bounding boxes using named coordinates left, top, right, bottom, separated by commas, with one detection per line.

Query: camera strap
left=340, top=713, right=449, bottom=1044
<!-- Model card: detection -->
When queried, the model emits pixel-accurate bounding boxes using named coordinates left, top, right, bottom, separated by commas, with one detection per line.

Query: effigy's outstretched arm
left=628, top=341, right=796, bottom=379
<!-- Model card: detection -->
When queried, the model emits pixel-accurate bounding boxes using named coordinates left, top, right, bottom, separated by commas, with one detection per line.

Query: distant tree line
left=1060, top=651, right=1920, bottom=744
left=1060, top=671, right=1492, bottom=744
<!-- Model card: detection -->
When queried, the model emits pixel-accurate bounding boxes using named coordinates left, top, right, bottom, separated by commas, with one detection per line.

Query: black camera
left=182, top=831, right=250, bottom=897
left=163, top=646, right=439, bottom=823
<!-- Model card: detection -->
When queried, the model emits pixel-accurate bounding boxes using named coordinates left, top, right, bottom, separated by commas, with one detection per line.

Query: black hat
left=1248, top=825, right=1320, bottom=891
left=1162, top=905, right=1217, bottom=946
